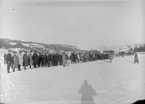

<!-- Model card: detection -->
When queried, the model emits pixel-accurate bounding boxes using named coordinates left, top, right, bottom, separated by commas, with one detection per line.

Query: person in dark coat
left=56, top=53, right=59, bottom=66
left=83, top=54, right=86, bottom=62
left=58, top=53, right=62, bottom=65
left=36, top=52, right=40, bottom=67
left=55, top=53, right=58, bottom=66
left=28, top=50, right=33, bottom=69
left=71, top=52, right=76, bottom=63
left=72, top=53, right=75, bottom=63
left=23, top=51, right=29, bottom=70
left=32, top=51, right=38, bottom=68
left=6, top=50, right=12, bottom=73
left=43, top=52, right=47, bottom=67
left=134, top=53, right=139, bottom=64
left=41, top=53, right=45, bottom=67
left=53, top=53, right=55, bottom=66
left=44, top=53, right=48, bottom=67
left=52, top=53, right=57, bottom=66
left=38, top=53, right=42, bottom=67
left=51, top=54, right=54, bottom=66
left=46, top=53, right=50, bottom=67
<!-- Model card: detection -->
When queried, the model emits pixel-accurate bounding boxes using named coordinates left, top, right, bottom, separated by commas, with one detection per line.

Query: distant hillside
left=0, top=38, right=143, bottom=53
left=0, top=38, right=82, bottom=53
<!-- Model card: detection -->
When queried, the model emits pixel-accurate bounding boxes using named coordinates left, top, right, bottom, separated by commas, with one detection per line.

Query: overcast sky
left=0, top=0, right=144, bottom=49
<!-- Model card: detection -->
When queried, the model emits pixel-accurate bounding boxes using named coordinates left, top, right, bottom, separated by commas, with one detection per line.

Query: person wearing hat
left=38, top=52, right=42, bottom=67
left=51, top=53, right=54, bottom=66
left=58, top=52, right=62, bottom=66
left=23, top=51, right=29, bottom=70
left=28, top=50, right=33, bottom=69
left=32, top=51, right=38, bottom=68
left=56, top=53, right=59, bottom=66
left=41, top=52, right=45, bottom=67
left=52, top=53, right=57, bottom=66
left=44, top=52, right=48, bottom=67
left=18, top=51, right=23, bottom=71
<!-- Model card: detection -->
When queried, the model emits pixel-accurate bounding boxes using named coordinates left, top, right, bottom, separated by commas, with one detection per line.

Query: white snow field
left=0, top=53, right=145, bottom=104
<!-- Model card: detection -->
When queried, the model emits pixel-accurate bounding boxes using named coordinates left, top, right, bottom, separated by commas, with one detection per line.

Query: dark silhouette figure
left=79, top=80, right=97, bottom=104
left=32, top=51, right=38, bottom=68
left=134, top=53, right=139, bottom=64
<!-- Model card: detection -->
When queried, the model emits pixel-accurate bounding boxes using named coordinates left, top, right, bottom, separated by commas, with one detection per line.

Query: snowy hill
left=0, top=38, right=144, bottom=54
left=0, top=38, right=81, bottom=53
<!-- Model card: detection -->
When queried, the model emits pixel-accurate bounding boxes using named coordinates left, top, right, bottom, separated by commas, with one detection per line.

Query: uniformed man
left=32, top=51, right=38, bottom=68
left=28, top=50, right=33, bottom=69
left=6, top=50, right=12, bottom=73
left=23, top=51, right=29, bottom=70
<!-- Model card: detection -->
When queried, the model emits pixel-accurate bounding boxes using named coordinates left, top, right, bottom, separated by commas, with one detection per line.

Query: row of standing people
left=4, top=50, right=113, bottom=73
left=4, top=50, right=68, bottom=73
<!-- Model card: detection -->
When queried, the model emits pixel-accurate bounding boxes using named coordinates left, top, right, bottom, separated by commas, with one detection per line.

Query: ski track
left=0, top=53, right=145, bottom=104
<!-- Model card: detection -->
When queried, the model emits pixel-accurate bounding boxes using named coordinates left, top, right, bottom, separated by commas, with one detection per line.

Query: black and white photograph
left=0, top=0, right=145, bottom=104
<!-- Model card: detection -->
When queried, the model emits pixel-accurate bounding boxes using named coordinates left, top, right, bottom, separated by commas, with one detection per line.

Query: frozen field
left=0, top=53, right=145, bottom=104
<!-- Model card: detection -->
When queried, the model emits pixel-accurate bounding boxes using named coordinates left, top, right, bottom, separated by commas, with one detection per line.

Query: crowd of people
left=3, top=49, right=139, bottom=73
left=4, top=50, right=105, bottom=73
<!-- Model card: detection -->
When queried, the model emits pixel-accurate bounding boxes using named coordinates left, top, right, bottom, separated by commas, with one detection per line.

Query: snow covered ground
left=0, top=53, right=145, bottom=104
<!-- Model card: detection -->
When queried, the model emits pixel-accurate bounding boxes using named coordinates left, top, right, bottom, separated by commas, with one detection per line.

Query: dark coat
left=134, top=53, right=139, bottom=63
left=52, top=54, right=58, bottom=65
left=32, top=53, right=38, bottom=65
left=6, top=53, right=12, bottom=64
left=41, top=54, right=45, bottom=64
left=38, top=54, right=43, bottom=66
left=58, top=54, right=62, bottom=65
left=44, top=54, right=47, bottom=63
left=28, top=53, right=33, bottom=66
left=23, top=54, right=29, bottom=66
left=71, top=53, right=76, bottom=62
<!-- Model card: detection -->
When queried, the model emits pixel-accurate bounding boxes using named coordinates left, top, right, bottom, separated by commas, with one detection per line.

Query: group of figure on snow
left=4, top=50, right=107, bottom=73
left=3, top=49, right=139, bottom=73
